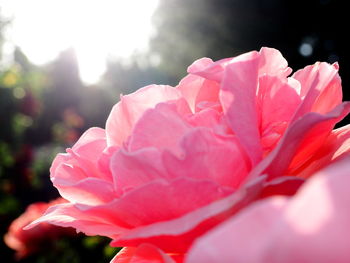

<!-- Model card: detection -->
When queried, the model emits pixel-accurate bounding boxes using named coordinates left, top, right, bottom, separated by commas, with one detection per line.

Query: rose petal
left=177, top=74, right=219, bottom=113
left=111, top=148, right=168, bottom=192
left=50, top=128, right=109, bottom=184
left=25, top=203, right=126, bottom=238
left=290, top=124, right=350, bottom=178
left=110, top=244, right=179, bottom=263
left=53, top=176, right=116, bottom=205
left=249, top=102, right=350, bottom=180
left=292, top=62, right=342, bottom=120
left=106, top=85, right=182, bottom=146
left=187, top=57, right=214, bottom=73
left=258, top=75, right=302, bottom=151
left=98, top=145, right=119, bottom=178
left=220, top=50, right=262, bottom=166
left=186, top=108, right=222, bottom=130
left=127, top=100, right=192, bottom=155
left=70, top=127, right=107, bottom=161
left=188, top=56, right=233, bottom=82
left=287, top=103, right=350, bottom=173
left=258, top=76, right=301, bottom=130
left=52, top=150, right=115, bottom=205
left=258, top=47, right=292, bottom=77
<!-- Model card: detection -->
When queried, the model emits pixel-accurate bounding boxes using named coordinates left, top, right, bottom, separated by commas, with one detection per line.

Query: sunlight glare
left=1, top=0, right=159, bottom=84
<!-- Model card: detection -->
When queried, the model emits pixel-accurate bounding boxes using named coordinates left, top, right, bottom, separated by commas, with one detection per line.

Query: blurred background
left=0, top=0, right=349, bottom=262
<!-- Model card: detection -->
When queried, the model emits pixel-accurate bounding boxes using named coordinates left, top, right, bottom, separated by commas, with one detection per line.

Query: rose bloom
left=28, top=48, right=350, bottom=262
left=5, top=198, right=75, bottom=259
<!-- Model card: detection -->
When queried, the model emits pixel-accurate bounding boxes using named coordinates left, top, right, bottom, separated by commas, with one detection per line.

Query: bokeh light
left=1, top=0, right=159, bottom=84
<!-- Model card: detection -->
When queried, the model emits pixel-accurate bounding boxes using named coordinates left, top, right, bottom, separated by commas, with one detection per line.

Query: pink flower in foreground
left=27, top=47, right=350, bottom=259
left=5, top=198, right=75, bottom=259
left=186, top=155, right=350, bottom=263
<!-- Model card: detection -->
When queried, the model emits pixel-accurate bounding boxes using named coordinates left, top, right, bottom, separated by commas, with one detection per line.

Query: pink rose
left=186, top=155, right=350, bottom=263
left=27, top=48, right=350, bottom=258
left=4, top=198, right=75, bottom=259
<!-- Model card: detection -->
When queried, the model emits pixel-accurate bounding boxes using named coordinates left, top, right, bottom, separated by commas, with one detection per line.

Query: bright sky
left=1, top=0, right=159, bottom=84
